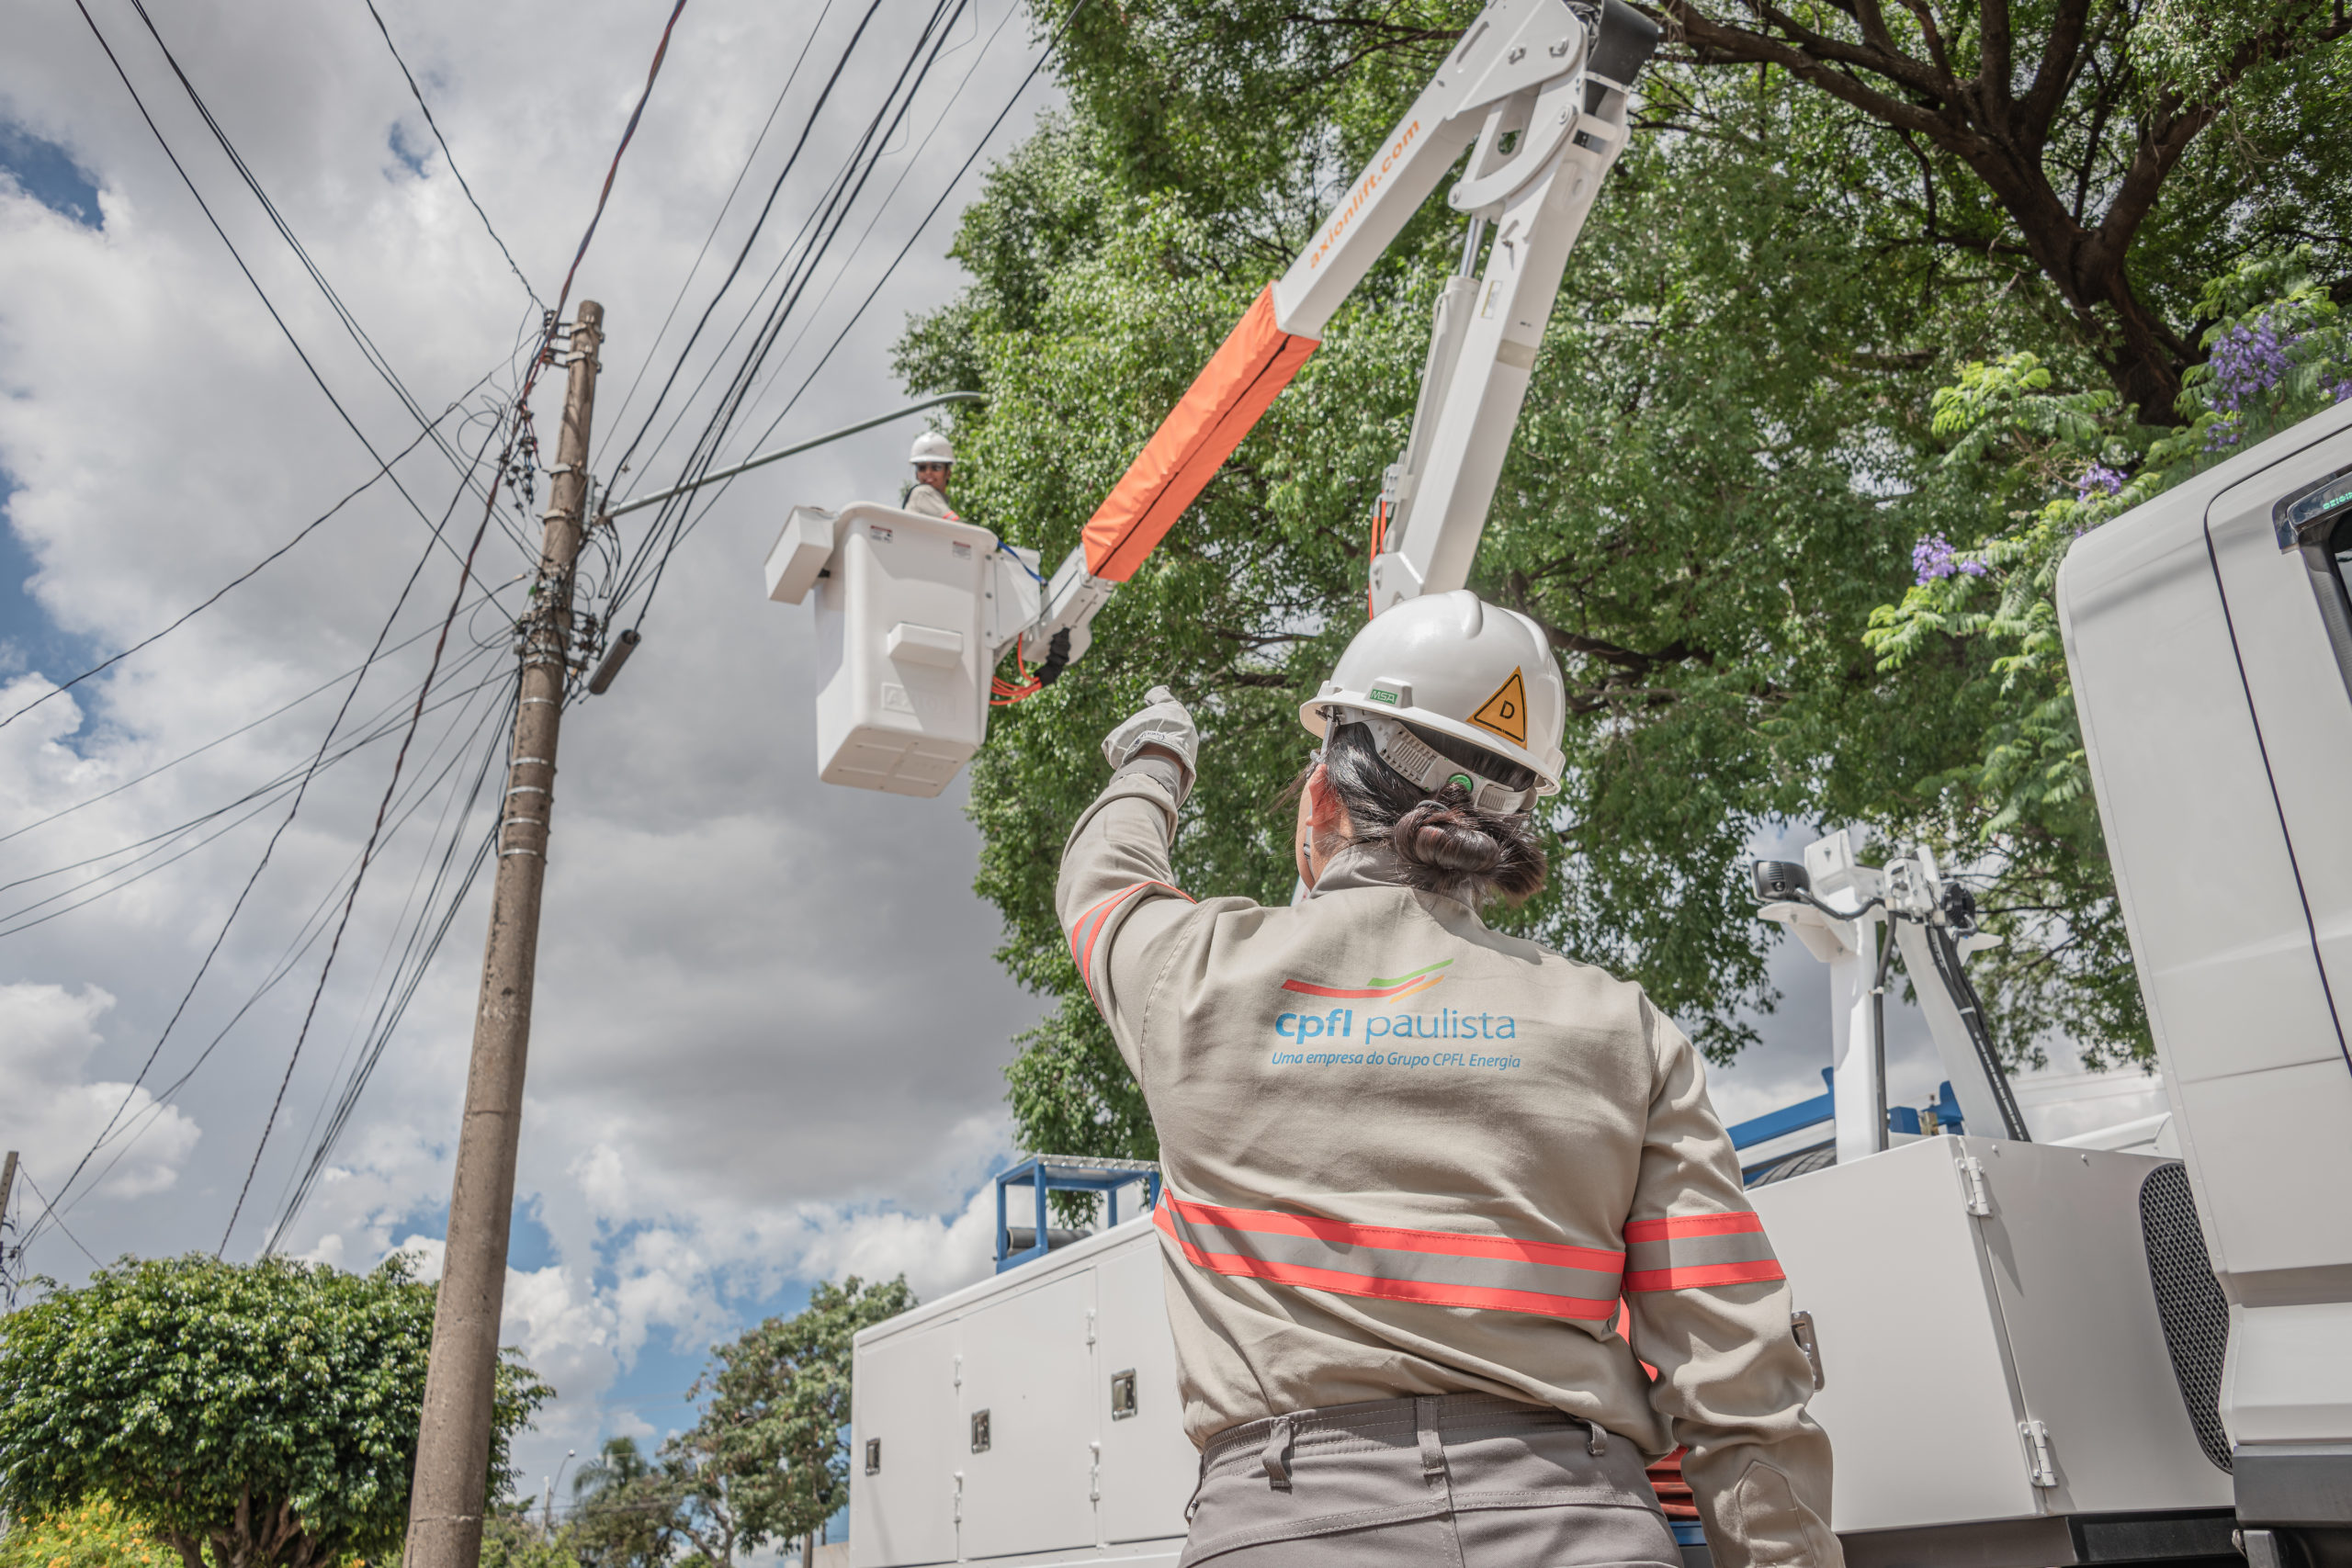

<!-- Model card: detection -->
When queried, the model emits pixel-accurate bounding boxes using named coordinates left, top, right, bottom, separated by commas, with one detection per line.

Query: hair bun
left=1390, top=795, right=1502, bottom=874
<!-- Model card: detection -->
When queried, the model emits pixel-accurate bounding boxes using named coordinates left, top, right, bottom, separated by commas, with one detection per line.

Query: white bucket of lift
left=765, top=502, right=1037, bottom=797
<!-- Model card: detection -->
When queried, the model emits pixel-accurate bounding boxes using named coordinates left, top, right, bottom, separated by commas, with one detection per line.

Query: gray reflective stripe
left=1622, top=1213, right=1784, bottom=1291
left=1625, top=1228, right=1777, bottom=1276
left=1158, top=1197, right=1624, bottom=1319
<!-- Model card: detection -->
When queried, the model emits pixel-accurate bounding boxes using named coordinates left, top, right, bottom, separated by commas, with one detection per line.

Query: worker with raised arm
left=1058, top=590, right=1840, bottom=1568
left=901, top=429, right=959, bottom=519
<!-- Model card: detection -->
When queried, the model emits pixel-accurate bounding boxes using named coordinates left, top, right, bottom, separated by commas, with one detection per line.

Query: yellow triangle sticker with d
left=1469, top=668, right=1530, bottom=745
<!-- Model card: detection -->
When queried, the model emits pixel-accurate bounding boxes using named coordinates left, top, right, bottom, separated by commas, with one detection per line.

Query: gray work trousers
left=1181, top=1392, right=1681, bottom=1566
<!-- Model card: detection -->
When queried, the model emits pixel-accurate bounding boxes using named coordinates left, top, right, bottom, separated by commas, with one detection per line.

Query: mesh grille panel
left=2140, top=1162, right=2233, bottom=1472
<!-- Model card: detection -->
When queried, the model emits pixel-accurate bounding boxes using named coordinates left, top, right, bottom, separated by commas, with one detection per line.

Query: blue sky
left=0, top=128, right=104, bottom=685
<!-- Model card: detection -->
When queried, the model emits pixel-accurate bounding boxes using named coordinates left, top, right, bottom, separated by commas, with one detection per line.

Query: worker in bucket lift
left=1058, top=590, right=1839, bottom=1568
left=901, top=428, right=959, bottom=519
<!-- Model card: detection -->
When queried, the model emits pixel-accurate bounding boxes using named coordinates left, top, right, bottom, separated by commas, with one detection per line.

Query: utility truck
left=758, top=0, right=2352, bottom=1562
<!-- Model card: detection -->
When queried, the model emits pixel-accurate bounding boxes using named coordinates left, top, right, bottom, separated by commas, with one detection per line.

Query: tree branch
left=1979, top=0, right=2017, bottom=108
left=1650, top=3, right=1951, bottom=138
left=2018, top=0, right=2093, bottom=135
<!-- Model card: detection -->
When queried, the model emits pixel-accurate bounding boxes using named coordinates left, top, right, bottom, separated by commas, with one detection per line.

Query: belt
left=1202, top=1392, right=1611, bottom=1494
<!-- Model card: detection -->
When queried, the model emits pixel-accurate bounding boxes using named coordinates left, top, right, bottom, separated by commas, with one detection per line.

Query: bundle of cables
left=989, top=544, right=1050, bottom=705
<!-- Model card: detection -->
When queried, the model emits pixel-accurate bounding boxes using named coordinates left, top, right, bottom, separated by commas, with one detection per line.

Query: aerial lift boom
left=1026, top=0, right=1664, bottom=673
left=766, top=0, right=1661, bottom=798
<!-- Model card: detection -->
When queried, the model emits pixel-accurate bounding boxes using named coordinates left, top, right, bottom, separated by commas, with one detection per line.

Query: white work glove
left=1102, top=686, right=1197, bottom=804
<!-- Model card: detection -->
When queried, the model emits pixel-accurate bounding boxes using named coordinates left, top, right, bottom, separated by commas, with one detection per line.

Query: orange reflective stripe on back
left=1157, top=1190, right=1623, bottom=1321
left=1623, top=1211, right=1783, bottom=1292
left=1080, top=288, right=1318, bottom=582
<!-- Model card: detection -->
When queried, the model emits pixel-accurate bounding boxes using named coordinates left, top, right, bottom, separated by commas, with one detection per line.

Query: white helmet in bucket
left=910, top=429, right=956, bottom=466
left=1300, top=591, right=1566, bottom=812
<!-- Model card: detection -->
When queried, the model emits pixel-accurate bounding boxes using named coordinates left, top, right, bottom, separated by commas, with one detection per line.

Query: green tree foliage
left=898, top=0, right=2352, bottom=1131
left=565, top=1439, right=665, bottom=1568
left=656, top=1278, right=916, bottom=1563
left=562, top=1281, right=915, bottom=1568
left=0, top=1495, right=179, bottom=1568
left=477, top=1502, right=582, bottom=1568
left=0, top=1255, right=550, bottom=1568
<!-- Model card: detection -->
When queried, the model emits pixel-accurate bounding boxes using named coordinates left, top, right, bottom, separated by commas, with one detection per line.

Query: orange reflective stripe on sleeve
left=1080, top=288, right=1318, bottom=582
left=1157, top=1189, right=1623, bottom=1321
left=1067, top=880, right=1193, bottom=999
left=1623, top=1211, right=1783, bottom=1292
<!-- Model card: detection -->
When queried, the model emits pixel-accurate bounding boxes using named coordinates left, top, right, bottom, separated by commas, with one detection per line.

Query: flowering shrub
left=0, top=1496, right=179, bottom=1568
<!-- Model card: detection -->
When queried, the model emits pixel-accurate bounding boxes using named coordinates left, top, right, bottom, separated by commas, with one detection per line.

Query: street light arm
left=603, top=392, right=988, bottom=521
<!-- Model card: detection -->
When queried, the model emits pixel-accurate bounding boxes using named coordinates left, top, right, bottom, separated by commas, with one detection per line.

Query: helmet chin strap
left=1327, top=708, right=1535, bottom=815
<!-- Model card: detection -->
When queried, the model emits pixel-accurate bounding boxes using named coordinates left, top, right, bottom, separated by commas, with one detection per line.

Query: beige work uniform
left=1057, top=764, right=1842, bottom=1568
left=903, top=480, right=957, bottom=519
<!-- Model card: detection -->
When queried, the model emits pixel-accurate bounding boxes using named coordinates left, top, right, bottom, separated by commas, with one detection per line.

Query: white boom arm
left=1759, top=831, right=2030, bottom=1156
left=1016, top=0, right=1660, bottom=679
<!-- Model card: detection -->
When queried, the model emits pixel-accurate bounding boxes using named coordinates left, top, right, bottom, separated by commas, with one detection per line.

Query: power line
left=113, top=0, right=536, bottom=557
left=24, top=404, right=506, bottom=1233
left=598, top=0, right=892, bottom=492
left=0, top=644, right=508, bottom=931
left=598, top=0, right=976, bottom=512
left=16, top=1168, right=102, bottom=1271
left=215, top=415, right=511, bottom=1255
left=214, top=0, right=701, bottom=1258
left=548, top=0, right=691, bottom=316
left=19, top=658, right=518, bottom=1252
left=267, top=705, right=512, bottom=1246
left=28, top=0, right=695, bottom=1265
left=0, top=576, right=524, bottom=849
left=726, top=0, right=1025, bottom=420
left=602, top=0, right=972, bottom=622
left=65, top=0, right=536, bottom=584
left=0, top=639, right=505, bottom=921
left=357, top=0, right=543, bottom=310
left=0, top=370, right=509, bottom=736
left=618, top=0, right=1080, bottom=626
left=593, top=0, right=843, bottom=471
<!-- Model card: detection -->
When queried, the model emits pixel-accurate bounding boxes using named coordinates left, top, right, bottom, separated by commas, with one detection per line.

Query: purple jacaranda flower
left=2075, top=463, right=2125, bottom=501
left=2331, top=378, right=2352, bottom=404
left=2208, top=313, right=2299, bottom=413
left=1914, top=536, right=1990, bottom=584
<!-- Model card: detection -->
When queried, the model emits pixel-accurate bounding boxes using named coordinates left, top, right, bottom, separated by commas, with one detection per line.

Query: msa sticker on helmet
left=1470, top=668, right=1529, bottom=744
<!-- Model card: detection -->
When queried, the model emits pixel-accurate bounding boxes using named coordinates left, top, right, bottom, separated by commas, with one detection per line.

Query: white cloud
left=0, top=980, right=200, bottom=1205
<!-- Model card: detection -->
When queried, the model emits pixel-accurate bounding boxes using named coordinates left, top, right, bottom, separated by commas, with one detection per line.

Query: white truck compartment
left=851, top=1136, right=2235, bottom=1567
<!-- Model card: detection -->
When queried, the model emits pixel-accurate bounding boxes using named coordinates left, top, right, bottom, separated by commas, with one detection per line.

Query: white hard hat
left=1301, top=590, right=1566, bottom=807
left=910, top=430, right=955, bottom=466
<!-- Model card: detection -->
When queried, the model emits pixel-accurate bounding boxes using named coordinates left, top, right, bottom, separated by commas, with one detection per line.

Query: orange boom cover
left=1080, top=287, right=1318, bottom=581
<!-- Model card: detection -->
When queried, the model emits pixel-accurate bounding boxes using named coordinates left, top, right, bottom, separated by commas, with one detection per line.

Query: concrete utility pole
left=0, top=1150, right=17, bottom=1306
left=406, top=301, right=604, bottom=1568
